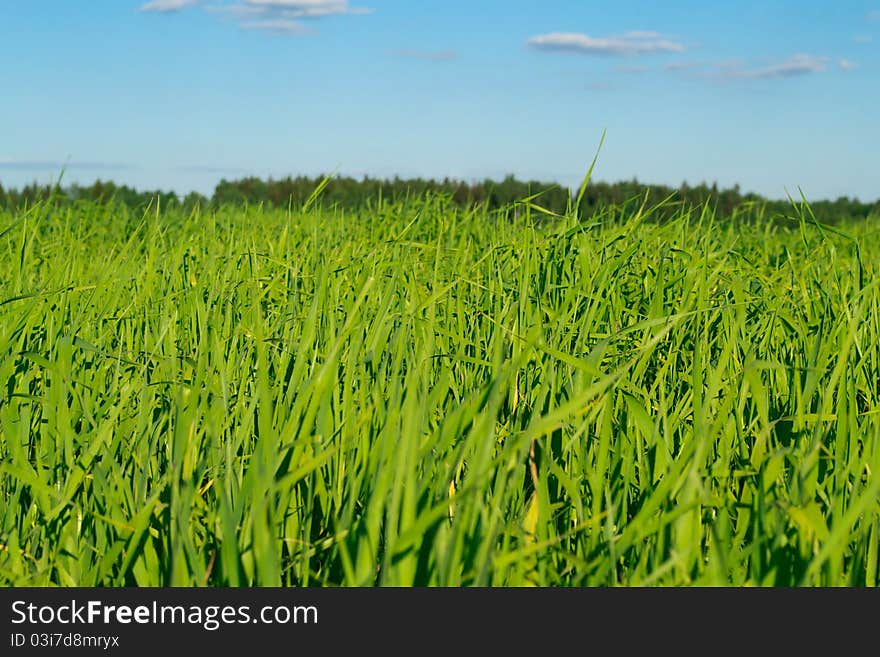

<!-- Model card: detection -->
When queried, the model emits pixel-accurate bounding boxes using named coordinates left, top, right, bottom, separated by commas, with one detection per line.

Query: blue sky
left=1, top=0, right=878, bottom=200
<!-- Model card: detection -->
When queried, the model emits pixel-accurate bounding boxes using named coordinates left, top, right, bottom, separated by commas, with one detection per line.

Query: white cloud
left=728, top=54, right=829, bottom=79
left=140, top=0, right=199, bottom=12
left=527, top=32, right=685, bottom=56
left=868, top=10, right=880, bottom=20
left=838, top=58, right=859, bottom=71
left=854, top=35, right=873, bottom=43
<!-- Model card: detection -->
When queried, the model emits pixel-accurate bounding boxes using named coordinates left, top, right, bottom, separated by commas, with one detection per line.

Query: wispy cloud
left=664, top=60, right=701, bottom=71
left=868, top=10, right=880, bottom=20
left=0, top=159, right=135, bottom=171
left=241, top=18, right=311, bottom=34
left=242, top=0, right=371, bottom=17
left=175, top=164, right=252, bottom=174
left=726, top=54, right=829, bottom=80
left=233, top=1, right=371, bottom=34
left=394, top=49, right=458, bottom=62
left=140, top=0, right=199, bottom=12
left=527, top=31, right=685, bottom=56
left=620, top=31, right=663, bottom=40
left=664, top=55, right=838, bottom=83
left=146, top=0, right=372, bottom=34
left=614, top=64, right=650, bottom=74
left=838, top=58, right=859, bottom=71
left=854, top=35, right=873, bottom=43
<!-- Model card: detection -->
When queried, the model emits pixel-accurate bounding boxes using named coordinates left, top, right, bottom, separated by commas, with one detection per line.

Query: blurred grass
left=1, top=193, right=878, bottom=586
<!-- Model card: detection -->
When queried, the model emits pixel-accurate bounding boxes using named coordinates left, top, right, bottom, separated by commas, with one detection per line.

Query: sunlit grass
left=1, top=193, right=878, bottom=586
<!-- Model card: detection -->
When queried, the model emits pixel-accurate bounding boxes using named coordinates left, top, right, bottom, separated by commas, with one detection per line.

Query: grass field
left=1, top=192, right=879, bottom=586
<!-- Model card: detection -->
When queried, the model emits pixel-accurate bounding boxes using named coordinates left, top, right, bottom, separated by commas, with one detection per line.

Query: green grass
left=1, top=193, right=879, bottom=586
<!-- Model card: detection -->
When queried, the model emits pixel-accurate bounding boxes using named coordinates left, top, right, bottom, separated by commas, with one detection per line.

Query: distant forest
left=1, top=174, right=877, bottom=223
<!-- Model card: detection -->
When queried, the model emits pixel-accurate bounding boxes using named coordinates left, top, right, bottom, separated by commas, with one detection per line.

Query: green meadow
left=1, top=191, right=879, bottom=586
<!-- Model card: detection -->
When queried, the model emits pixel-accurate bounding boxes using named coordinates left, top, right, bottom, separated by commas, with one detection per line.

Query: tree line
left=0, top=174, right=877, bottom=223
